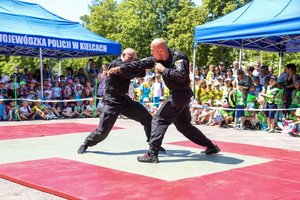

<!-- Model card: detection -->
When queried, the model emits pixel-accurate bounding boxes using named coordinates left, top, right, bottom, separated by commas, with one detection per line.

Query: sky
left=20, top=0, right=202, bottom=22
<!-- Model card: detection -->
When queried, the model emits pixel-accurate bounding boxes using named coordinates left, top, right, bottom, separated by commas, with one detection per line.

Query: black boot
left=201, top=145, right=221, bottom=155
left=137, top=153, right=159, bottom=163
left=77, top=145, right=88, bottom=154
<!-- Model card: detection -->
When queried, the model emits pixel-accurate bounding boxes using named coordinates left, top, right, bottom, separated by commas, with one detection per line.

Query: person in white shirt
left=52, top=81, right=62, bottom=99
left=152, top=74, right=164, bottom=107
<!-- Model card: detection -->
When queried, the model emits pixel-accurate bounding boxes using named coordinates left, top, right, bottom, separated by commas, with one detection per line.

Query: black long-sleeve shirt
left=120, top=48, right=190, bottom=93
left=105, top=57, right=146, bottom=97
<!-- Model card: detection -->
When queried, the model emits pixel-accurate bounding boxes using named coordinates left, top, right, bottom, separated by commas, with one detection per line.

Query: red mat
left=0, top=142, right=300, bottom=199
left=0, top=123, right=123, bottom=140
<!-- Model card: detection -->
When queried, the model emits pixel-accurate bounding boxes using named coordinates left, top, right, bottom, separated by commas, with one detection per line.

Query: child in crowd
left=43, top=101, right=59, bottom=119
left=283, top=109, right=300, bottom=137
left=19, top=100, right=34, bottom=120
left=212, top=81, right=222, bottom=106
left=74, top=101, right=85, bottom=118
left=206, top=64, right=215, bottom=81
left=253, top=76, right=263, bottom=96
left=74, top=84, right=84, bottom=100
left=152, top=75, right=164, bottom=107
left=140, top=77, right=153, bottom=103
left=61, top=101, right=76, bottom=118
left=0, top=81, right=8, bottom=99
left=230, top=82, right=246, bottom=129
left=246, top=85, right=257, bottom=109
left=274, top=79, right=285, bottom=129
left=51, top=100, right=63, bottom=118
left=83, top=99, right=95, bottom=117
left=191, top=99, right=202, bottom=124
left=43, top=84, right=53, bottom=100
left=35, top=83, right=43, bottom=99
left=6, top=100, right=20, bottom=121
left=197, top=102, right=212, bottom=125
left=221, top=78, right=231, bottom=100
left=0, top=98, right=7, bottom=121
left=52, top=81, right=62, bottom=99
left=205, top=81, right=213, bottom=106
left=260, top=76, right=278, bottom=133
left=64, top=79, right=73, bottom=99
left=196, top=80, right=208, bottom=105
left=31, top=101, right=47, bottom=120
left=219, top=99, right=233, bottom=127
left=142, top=98, right=156, bottom=115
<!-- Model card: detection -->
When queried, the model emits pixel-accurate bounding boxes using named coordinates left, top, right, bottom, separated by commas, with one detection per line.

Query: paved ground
left=0, top=117, right=299, bottom=199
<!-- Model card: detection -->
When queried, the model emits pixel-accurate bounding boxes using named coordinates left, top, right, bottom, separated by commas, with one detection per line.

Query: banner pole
left=14, top=76, right=18, bottom=120
left=93, top=78, right=98, bottom=117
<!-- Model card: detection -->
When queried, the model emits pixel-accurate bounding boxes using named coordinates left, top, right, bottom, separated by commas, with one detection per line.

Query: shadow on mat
left=88, top=149, right=244, bottom=165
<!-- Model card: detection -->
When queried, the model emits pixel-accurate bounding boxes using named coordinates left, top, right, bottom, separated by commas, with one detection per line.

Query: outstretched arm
left=107, top=57, right=155, bottom=77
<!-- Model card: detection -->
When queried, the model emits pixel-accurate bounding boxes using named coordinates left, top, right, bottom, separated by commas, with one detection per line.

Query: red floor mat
left=0, top=156, right=299, bottom=200
left=0, top=142, right=300, bottom=200
left=0, top=123, right=123, bottom=140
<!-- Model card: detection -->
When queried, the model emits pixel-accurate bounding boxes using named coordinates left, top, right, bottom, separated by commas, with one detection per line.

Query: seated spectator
left=283, top=109, right=300, bottom=137
left=0, top=97, right=7, bottom=121
left=61, top=101, right=76, bottom=118
left=82, top=99, right=95, bottom=117
left=43, top=101, right=59, bottom=119
left=74, top=101, right=85, bottom=118
left=51, top=100, right=63, bottom=118
left=19, top=100, right=34, bottom=120
left=31, top=101, right=48, bottom=120
left=197, top=102, right=213, bottom=125
left=6, top=100, right=20, bottom=121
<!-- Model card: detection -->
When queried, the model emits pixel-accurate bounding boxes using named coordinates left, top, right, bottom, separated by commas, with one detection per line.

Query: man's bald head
left=122, top=48, right=137, bottom=62
left=150, top=38, right=169, bottom=61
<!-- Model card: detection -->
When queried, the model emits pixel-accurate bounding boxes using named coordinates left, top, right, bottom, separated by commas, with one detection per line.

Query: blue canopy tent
left=193, top=0, right=300, bottom=75
left=0, top=0, right=121, bottom=58
left=0, top=0, right=121, bottom=98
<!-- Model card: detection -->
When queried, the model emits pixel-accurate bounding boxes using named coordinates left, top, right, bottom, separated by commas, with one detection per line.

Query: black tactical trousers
left=83, top=95, right=152, bottom=147
left=149, top=90, right=214, bottom=155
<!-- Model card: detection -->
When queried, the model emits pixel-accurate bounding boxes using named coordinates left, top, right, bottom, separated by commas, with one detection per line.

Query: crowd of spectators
left=190, top=61, right=300, bottom=137
left=0, top=59, right=299, bottom=137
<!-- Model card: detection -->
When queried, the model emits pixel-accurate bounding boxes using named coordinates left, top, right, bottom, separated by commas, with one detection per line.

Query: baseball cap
left=270, top=75, right=277, bottom=81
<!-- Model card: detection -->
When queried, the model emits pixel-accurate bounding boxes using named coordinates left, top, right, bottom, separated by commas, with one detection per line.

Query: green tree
left=167, top=0, right=200, bottom=58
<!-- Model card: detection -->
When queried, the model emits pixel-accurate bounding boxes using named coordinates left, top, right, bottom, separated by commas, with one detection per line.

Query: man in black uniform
left=108, top=39, right=220, bottom=163
left=77, top=48, right=164, bottom=154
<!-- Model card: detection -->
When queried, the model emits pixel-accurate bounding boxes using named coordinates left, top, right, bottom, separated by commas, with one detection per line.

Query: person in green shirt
left=260, top=76, right=278, bottom=133
left=230, top=81, right=246, bottom=129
